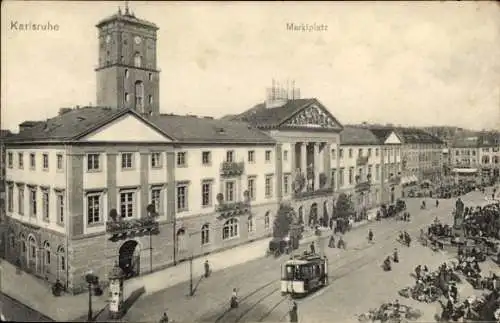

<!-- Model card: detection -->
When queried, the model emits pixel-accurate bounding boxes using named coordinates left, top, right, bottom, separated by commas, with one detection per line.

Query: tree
left=335, top=193, right=354, bottom=219
left=273, top=203, right=295, bottom=238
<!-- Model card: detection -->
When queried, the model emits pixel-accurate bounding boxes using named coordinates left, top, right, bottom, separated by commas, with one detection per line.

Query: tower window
left=107, top=51, right=110, bottom=56
left=134, top=52, right=142, bottom=67
left=125, top=69, right=129, bottom=78
left=149, top=95, right=153, bottom=104
left=149, top=73, right=153, bottom=81
left=135, top=81, right=144, bottom=111
left=125, top=92, right=130, bottom=103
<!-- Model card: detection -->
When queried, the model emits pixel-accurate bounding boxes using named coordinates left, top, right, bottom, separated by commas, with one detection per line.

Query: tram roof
left=285, top=254, right=325, bottom=265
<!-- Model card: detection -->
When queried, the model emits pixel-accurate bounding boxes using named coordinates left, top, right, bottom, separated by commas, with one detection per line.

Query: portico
left=293, top=141, right=332, bottom=192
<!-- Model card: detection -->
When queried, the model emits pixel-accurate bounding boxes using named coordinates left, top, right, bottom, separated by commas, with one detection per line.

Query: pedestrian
left=204, top=260, right=210, bottom=278
left=288, top=296, right=298, bottom=323
left=368, top=229, right=374, bottom=243
left=159, top=311, right=169, bottom=323
left=309, top=242, right=315, bottom=254
left=328, top=235, right=335, bottom=248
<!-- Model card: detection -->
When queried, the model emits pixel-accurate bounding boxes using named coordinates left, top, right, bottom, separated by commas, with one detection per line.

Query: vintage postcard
left=1, top=1, right=499, bottom=322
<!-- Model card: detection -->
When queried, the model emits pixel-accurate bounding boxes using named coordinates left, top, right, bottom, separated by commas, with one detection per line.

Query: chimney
left=59, top=108, right=72, bottom=116
left=265, top=79, right=289, bottom=108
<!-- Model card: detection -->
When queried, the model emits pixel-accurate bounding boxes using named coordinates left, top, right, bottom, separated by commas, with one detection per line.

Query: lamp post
left=85, top=271, right=99, bottom=322
left=188, top=232, right=195, bottom=297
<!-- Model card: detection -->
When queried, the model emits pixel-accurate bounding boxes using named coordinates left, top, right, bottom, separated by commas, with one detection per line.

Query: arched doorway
left=119, top=240, right=140, bottom=279
left=176, top=228, right=187, bottom=255
left=27, top=235, right=37, bottom=272
left=309, top=203, right=318, bottom=227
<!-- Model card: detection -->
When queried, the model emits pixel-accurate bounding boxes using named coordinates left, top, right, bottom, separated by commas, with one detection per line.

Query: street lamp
left=85, top=271, right=99, bottom=322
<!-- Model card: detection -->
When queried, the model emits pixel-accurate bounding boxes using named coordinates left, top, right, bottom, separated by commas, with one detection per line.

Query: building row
left=1, top=6, right=444, bottom=294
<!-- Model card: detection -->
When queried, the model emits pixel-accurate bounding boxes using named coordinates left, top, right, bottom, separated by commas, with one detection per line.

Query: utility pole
left=189, top=255, right=193, bottom=296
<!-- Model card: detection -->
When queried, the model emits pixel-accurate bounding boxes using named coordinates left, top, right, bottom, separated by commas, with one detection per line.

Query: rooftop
left=6, top=107, right=275, bottom=145
left=96, top=8, right=158, bottom=29
left=150, top=114, right=275, bottom=144
left=364, top=125, right=444, bottom=145
left=340, top=126, right=380, bottom=145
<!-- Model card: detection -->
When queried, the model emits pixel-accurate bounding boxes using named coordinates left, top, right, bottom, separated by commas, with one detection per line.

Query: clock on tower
left=95, top=6, right=160, bottom=115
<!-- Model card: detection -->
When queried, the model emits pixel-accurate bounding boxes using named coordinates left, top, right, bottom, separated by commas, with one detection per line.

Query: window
left=200, top=181, right=212, bottom=207
left=248, top=150, right=255, bottom=163
left=42, top=190, right=49, bottom=221
left=121, top=153, right=133, bottom=169
left=148, top=95, right=153, bottom=105
left=222, top=218, right=239, bottom=240
left=247, top=215, right=254, bottom=233
left=264, top=211, right=270, bottom=229
left=283, top=150, right=288, bottom=161
left=42, top=153, right=49, bottom=170
left=56, top=154, right=63, bottom=170
left=125, top=92, right=130, bottom=102
left=349, top=167, right=354, bottom=185
left=368, top=165, right=372, bottom=177
left=151, top=152, right=162, bottom=168
left=125, top=69, right=129, bottom=78
left=18, top=153, right=24, bottom=169
left=176, top=184, right=188, bottom=211
left=87, top=154, right=100, bottom=171
left=348, top=149, right=353, bottom=158
left=202, top=151, right=211, bottom=165
left=247, top=177, right=256, bottom=201
left=358, top=148, right=362, bottom=157
left=283, top=174, right=290, bottom=195
left=7, top=152, right=13, bottom=168
left=339, top=168, right=344, bottom=186
left=265, top=175, right=273, bottom=198
left=18, top=185, right=24, bottom=215
left=29, top=236, right=37, bottom=261
left=151, top=188, right=161, bottom=214
left=135, top=81, right=144, bottom=111
left=44, top=242, right=51, bottom=265
left=29, top=153, right=36, bottom=169
left=339, top=149, right=344, bottom=159
left=7, top=184, right=13, bottom=212
left=226, top=151, right=234, bottom=162
left=58, top=246, right=66, bottom=271
left=201, top=224, right=210, bottom=245
left=375, top=165, right=380, bottom=180
left=29, top=187, right=37, bottom=217
left=331, top=149, right=336, bottom=160
left=265, top=150, right=272, bottom=162
left=177, top=152, right=186, bottom=167
left=57, top=193, right=64, bottom=224
left=87, top=194, right=101, bottom=224
left=134, top=52, right=142, bottom=67
left=331, top=169, right=336, bottom=188
left=225, top=181, right=235, bottom=202
left=149, top=73, right=153, bottom=81
left=368, top=148, right=372, bottom=157
left=375, top=148, right=379, bottom=157
left=120, top=192, right=135, bottom=218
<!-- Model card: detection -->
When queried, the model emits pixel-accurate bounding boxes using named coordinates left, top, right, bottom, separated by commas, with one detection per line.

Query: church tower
left=95, top=4, right=160, bottom=115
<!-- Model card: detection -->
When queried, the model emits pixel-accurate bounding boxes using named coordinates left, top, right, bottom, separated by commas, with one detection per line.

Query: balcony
left=220, top=161, right=245, bottom=177
left=354, top=176, right=371, bottom=192
left=293, top=187, right=334, bottom=200
left=215, top=201, right=250, bottom=218
left=106, top=216, right=160, bottom=241
left=389, top=176, right=401, bottom=186
left=356, top=155, right=369, bottom=166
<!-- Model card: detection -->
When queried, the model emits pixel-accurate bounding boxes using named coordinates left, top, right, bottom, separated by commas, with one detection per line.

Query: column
left=275, top=144, right=283, bottom=203
left=301, top=143, right=307, bottom=192
left=323, top=143, right=331, bottom=188
left=314, top=143, right=321, bottom=190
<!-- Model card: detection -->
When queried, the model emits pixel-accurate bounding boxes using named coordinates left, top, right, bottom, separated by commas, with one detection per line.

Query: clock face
left=134, top=36, right=142, bottom=45
left=105, top=35, right=111, bottom=44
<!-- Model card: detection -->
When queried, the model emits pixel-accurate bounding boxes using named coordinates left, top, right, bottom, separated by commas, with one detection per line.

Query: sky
left=1, top=1, right=500, bottom=132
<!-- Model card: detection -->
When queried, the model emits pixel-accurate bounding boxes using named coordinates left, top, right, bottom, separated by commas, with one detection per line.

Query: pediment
left=282, top=104, right=342, bottom=131
left=385, top=132, right=402, bottom=144
left=80, top=114, right=172, bottom=143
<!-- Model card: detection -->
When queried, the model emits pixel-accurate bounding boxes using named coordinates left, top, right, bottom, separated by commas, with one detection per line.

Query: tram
left=280, top=252, right=328, bottom=296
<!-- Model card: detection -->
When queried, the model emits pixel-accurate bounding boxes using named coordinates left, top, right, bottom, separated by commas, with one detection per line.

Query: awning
left=452, top=168, right=478, bottom=174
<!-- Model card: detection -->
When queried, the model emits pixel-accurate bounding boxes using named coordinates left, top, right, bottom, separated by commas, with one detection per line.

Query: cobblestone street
left=123, top=190, right=495, bottom=323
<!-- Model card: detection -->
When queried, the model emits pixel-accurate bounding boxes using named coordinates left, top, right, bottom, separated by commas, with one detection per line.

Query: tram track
left=215, top=213, right=429, bottom=323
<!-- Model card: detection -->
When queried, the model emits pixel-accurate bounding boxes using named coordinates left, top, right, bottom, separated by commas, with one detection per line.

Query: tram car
left=280, top=252, right=328, bottom=297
